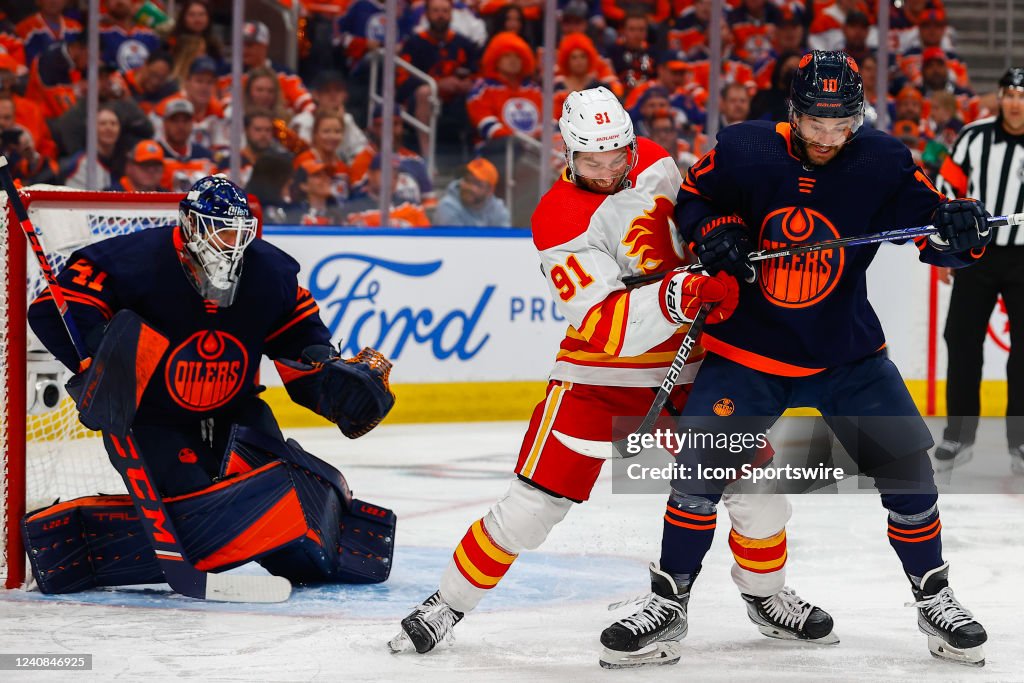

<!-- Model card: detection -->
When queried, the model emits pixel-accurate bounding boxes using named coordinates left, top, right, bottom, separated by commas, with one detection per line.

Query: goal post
left=0, top=187, right=186, bottom=589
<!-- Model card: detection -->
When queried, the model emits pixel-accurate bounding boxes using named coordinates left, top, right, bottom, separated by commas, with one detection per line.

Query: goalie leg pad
left=22, top=496, right=164, bottom=593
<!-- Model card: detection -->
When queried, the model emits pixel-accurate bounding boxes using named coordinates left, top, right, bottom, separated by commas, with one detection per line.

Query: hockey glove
left=659, top=270, right=739, bottom=325
left=693, top=215, right=757, bottom=282
left=277, top=345, right=396, bottom=438
left=930, top=199, right=992, bottom=253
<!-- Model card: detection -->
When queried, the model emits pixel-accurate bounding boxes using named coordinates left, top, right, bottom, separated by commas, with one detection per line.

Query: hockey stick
left=621, top=213, right=1024, bottom=288
left=553, top=305, right=710, bottom=461
left=0, top=159, right=290, bottom=602
left=0, top=158, right=90, bottom=366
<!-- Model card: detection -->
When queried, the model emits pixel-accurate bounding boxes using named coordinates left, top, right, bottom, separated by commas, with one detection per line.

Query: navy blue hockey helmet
left=790, top=50, right=864, bottom=121
left=177, top=175, right=258, bottom=307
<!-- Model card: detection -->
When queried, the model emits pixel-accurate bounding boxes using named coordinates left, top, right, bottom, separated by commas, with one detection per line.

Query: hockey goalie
left=22, top=176, right=396, bottom=596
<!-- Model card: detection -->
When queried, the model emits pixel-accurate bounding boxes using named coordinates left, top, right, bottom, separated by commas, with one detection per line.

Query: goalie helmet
left=177, top=175, right=258, bottom=308
left=558, top=86, right=637, bottom=191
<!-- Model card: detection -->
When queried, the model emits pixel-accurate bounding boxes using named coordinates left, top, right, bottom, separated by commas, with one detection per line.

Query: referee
left=934, top=67, right=1024, bottom=474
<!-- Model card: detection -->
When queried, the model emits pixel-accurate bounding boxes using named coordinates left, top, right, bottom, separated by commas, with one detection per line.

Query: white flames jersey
left=532, top=136, right=703, bottom=387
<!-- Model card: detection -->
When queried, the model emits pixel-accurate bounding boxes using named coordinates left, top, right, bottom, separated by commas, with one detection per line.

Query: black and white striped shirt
left=938, top=116, right=1024, bottom=246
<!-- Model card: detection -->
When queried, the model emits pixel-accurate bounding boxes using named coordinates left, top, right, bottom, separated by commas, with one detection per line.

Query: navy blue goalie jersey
left=675, top=121, right=982, bottom=376
left=28, top=226, right=331, bottom=424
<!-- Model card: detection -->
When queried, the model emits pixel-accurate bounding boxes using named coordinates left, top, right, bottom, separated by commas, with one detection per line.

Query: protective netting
left=1, top=187, right=180, bottom=587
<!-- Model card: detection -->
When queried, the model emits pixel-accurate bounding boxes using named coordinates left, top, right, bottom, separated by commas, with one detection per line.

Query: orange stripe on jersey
left=520, top=382, right=567, bottom=478
left=774, top=122, right=802, bottom=162
left=572, top=290, right=631, bottom=356
left=939, top=156, right=968, bottom=197
left=265, top=303, right=321, bottom=342
left=702, top=333, right=824, bottom=377
left=36, top=290, right=115, bottom=319
left=914, top=169, right=946, bottom=200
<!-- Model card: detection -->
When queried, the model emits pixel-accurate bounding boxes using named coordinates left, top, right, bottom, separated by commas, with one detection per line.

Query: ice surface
left=2, top=421, right=1021, bottom=682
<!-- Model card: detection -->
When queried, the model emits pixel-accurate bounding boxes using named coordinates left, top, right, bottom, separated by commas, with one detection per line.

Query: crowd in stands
left=0, top=0, right=988, bottom=227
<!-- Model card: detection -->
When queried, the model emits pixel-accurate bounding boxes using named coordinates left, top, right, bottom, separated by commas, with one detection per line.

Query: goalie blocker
left=23, top=426, right=396, bottom=594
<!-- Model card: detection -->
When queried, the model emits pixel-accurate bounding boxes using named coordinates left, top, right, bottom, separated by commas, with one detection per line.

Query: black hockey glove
left=693, top=215, right=757, bottom=282
left=930, top=199, right=992, bottom=253
left=279, top=345, right=396, bottom=438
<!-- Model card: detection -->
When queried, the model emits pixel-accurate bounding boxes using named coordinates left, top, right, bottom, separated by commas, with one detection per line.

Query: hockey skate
left=1009, top=445, right=1024, bottom=476
left=932, top=440, right=974, bottom=472
left=908, top=563, right=987, bottom=666
left=742, top=587, right=838, bottom=644
left=599, top=563, right=689, bottom=669
left=388, top=591, right=465, bottom=654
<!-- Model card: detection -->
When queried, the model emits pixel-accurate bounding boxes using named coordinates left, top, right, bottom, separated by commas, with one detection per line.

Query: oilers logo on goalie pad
left=165, top=330, right=249, bottom=410
left=758, top=207, right=844, bottom=308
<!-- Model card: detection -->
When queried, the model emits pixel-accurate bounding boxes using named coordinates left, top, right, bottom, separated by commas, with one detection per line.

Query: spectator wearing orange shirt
left=466, top=31, right=543, bottom=146
left=124, top=50, right=179, bottom=115
left=25, top=28, right=87, bottom=119
left=216, top=21, right=314, bottom=117
left=0, top=92, right=57, bottom=185
left=0, top=53, right=55, bottom=159
left=554, top=33, right=623, bottom=118
left=727, top=0, right=783, bottom=66
left=16, top=0, right=81, bottom=66
left=156, top=56, right=227, bottom=154
left=898, top=11, right=968, bottom=90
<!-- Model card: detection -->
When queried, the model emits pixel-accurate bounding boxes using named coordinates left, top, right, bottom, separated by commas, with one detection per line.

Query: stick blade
left=204, top=573, right=292, bottom=603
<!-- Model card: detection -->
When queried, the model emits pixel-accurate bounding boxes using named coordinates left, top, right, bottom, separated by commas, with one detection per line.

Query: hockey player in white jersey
left=388, top=87, right=833, bottom=666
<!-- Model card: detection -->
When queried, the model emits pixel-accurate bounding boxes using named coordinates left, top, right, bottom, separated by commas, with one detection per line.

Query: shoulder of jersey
left=532, top=174, right=607, bottom=251
left=630, top=136, right=670, bottom=177
left=246, top=237, right=301, bottom=279
left=855, top=125, right=914, bottom=157
left=77, top=225, right=175, bottom=276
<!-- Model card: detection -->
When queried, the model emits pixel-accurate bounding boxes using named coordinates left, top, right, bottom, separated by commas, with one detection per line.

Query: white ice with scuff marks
left=2, top=421, right=1022, bottom=682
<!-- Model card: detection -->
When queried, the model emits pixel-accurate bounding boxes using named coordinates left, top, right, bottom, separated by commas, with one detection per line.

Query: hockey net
left=0, top=187, right=184, bottom=589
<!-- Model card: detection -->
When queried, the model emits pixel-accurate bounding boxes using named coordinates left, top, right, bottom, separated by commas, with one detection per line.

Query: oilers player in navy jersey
left=601, top=52, right=989, bottom=667
left=24, top=176, right=397, bottom=594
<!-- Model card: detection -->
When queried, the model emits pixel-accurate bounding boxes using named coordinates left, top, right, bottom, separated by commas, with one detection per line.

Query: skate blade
left=387, top=631, right=415, bottom=654
left=756, top=624, right=840, bottom=645
left=927, top=636, right=985, bottom=667
left=599, top=641, right=682, bottom=669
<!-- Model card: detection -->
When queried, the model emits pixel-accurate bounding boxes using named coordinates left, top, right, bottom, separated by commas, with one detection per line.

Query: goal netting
left=0, top=187, right=183, bottom=588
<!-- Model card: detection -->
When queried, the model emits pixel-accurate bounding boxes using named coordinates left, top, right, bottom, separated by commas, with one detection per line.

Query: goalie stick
left=620, top=213, right=1024, bottom=288
left=0, top=159, right=290, bottom=602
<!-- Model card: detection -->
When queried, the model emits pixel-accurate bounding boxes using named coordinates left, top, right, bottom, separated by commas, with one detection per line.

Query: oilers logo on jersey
left=165, top=330, right=249, bottom=410
left=758, top=207, right=844, bottom=308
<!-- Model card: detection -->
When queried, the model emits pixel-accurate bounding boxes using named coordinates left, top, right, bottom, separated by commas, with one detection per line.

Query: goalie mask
left=559, top=86, right=637, bottom=194
left=177, top=175, right=258, bottom=307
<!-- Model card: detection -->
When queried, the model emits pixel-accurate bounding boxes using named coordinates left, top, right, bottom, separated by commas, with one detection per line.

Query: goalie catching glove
left=658, top=269, right=739, bottom=325
left=276, top=345, right=396, bottom=438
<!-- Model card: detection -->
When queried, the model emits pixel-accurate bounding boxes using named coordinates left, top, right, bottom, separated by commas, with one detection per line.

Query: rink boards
left=259, top=226, right=1011, bottom=424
